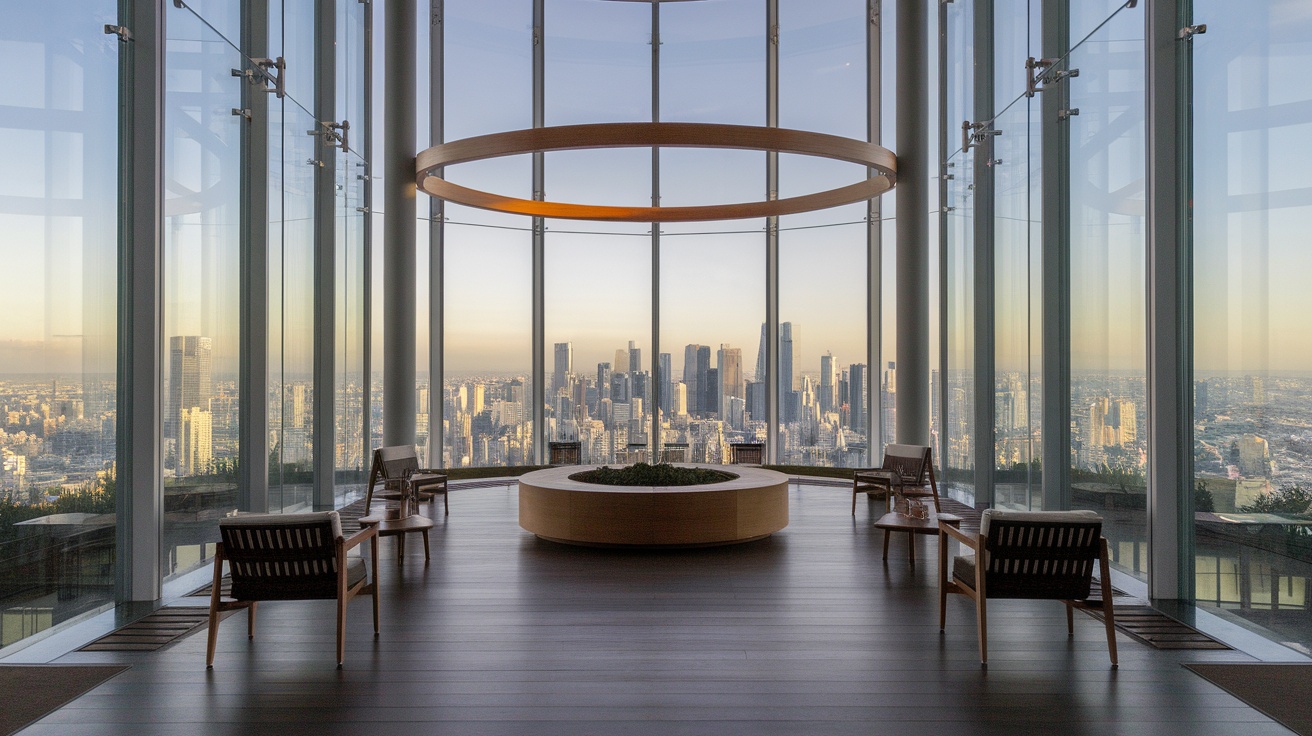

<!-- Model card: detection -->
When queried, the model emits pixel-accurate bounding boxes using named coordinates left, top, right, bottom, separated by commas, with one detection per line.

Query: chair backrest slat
left=219, top=513, right=341, bottom=601
left=880, top=444, right=931, bottom=483
left=983, top=518, right=1102, bottom=600
left=375, top=445, right=421, bottom=479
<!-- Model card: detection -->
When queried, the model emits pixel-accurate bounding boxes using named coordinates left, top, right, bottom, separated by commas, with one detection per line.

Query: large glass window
left=1067, top=0, right=1147, bottom=579
left=1192, top=0, right=1312, bottom=651
left=162, top=2, right=243, bottom=577
left=942, top=0, right=976, bottom=503
left=0, top=0, right=118, bottom=649
left=991, top=1, right=1042, bottom=511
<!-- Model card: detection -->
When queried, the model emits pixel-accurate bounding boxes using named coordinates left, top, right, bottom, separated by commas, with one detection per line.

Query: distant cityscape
left=2, top=335, right=1311, bottom=515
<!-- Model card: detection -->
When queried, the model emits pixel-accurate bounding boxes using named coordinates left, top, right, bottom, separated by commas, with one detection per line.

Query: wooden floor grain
left=23, top=483, right=1289, bottom=735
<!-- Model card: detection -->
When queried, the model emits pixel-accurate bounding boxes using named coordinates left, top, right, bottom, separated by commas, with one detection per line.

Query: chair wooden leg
left=907, top=531, right=916, bottom=565
left=247, top=601, right=258, bottom=639
left=1065, top=601, right=1074, bottom=636
left=938, top=533, right=949, bottom=631
left=444, top=492, right=449, bottom=516
left=397, top=534, right=404, bottom=562
left=852, top=490, right=857, bottom=515
left=1099, top=538, right=1119, bottom=667
left=976, top=595, right=988, bottom=666
left=882, top=528, right=891, bottom=561
left=371, top=535, right=381, bottom=637
left=206, top=546, right=225, bottom=669
left=422, top=529, right=430, bottom=561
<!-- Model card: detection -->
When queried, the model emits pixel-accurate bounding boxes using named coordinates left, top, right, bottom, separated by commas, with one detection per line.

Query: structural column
left=1145, top=0, right=1193, bottom=601
left=1040, top=0, right=1071, bottom=510
left=895, top=0, right=929, bottom=444
left=313, top=0, right=338, bottom=510
left=383, top=0, right=417, bottom=446
left=765, top=0, right=780, bottom=462
left=972, top=0, right=997, bottom=509
left=867, top=0, right=882, bottom=461
left=116, top=0, right=165, bottom=602
left=429, top=0, right=445, bottom=465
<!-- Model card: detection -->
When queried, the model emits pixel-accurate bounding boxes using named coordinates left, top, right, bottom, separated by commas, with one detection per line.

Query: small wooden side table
left=873, top=511, right=961, bottom=565
left=357, top=513, right=435, bottom=563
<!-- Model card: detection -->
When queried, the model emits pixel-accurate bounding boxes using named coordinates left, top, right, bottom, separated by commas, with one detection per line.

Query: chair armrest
left=939, top=522, right=978, bottom=551
left=342, top=524, right=378, bottom=551
left=416, top=468, right=447, bottom=476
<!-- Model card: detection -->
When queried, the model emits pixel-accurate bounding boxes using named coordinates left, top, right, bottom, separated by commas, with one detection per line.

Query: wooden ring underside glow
left=415, top=122, right=897, bottom=223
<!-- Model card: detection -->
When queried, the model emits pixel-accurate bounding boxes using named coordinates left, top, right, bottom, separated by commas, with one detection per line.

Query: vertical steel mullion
left=531, top=0, right=545, bottom=465
left=361, top=0, right=373, bottom=471
left=240, top=0, right=270, bottom=513
left=1145, top=0, right=1193, bottom=602
left=936, top=0, right=948, bottom=474
left=868, top=0, right=882, bottom=466
left=765, top=0, right=779, bottom=464
left=117, top=0, right=165, bottom=602
left=1040, top=0, right=1070, bottom=510
left=973, top=0, right=996, bottom=509
left=430, top=0, right=444, bottom=466
left=313, top=0, right=338, bottom=510
left=382, top=0, right=417, bottom=447
left=895, top=0, right=929, bottom=445
left=650, top=0, right=660, bottom=460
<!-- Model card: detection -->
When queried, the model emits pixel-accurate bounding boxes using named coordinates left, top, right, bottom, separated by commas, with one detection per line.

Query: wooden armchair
left=206, top=511, right=379, bottom=668
left=548, top=441, right=582, bottom=465
left=852, top=444, right=939, bottom=515
left=938, top=509, right=1118, bottom=667
left=365, top=445, right=448, bottom=516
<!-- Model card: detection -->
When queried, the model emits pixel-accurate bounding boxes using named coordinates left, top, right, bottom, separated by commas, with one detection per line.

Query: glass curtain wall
left=659, top=0, right=765, bottom=466
left=268, top=1, right=317, bottom=512
left=1191, top=0, right=1312, bottom=651
left=942, top=0, right=976, bottom=503
left=990, top=1, right=1042, bottom=511
left=441, top=1, right=533, bottom=469
left=1067, top=1, right=1148, bottom=578
left=335, top=1, right=368, bottom=505
left=778, top=0, right=870, bottom=469
left=430, top=0, right=884, bottom=469
left=0, top=1, right=119, bottom=649
left=162, top=3, right=243, bottom=575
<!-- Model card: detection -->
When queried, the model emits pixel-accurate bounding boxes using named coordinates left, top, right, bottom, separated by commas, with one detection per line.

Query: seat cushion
left=953, top=554, right=977, bottom=589
left=979, top=508, right=1101, bottom=538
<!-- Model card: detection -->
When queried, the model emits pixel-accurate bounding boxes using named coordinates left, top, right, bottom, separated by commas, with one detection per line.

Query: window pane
left=0, top=0, right=118, bottom=650
left=1192, top=0, right=1312, bottom=650
left=1068, top=0, right=1147, bottom=580
left=163, top=3, right=243, bottom=577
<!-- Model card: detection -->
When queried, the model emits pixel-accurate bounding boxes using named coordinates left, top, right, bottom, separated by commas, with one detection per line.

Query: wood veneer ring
left=415, top=122, right=897, bottom=223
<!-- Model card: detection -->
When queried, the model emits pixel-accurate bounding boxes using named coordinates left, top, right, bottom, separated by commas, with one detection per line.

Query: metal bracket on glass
left=249, top=57, right=286, bottom=99
left=307, top=121, right=350, bottom=153
left=1178, top=24, right=1207, bottom=40
left=961, top=121, right=1001, bottom=154
left=103, top=25, right=132, bottom=43
left=1058, top=108, right=1080, bottom=121
left=231, top=108, right=252, bottom=121
left=1025, top=57, right=1055, bottom=97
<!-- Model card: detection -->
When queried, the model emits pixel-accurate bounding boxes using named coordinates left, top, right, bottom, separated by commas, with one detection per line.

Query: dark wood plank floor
left=24, top=483, right=1289, bottom=735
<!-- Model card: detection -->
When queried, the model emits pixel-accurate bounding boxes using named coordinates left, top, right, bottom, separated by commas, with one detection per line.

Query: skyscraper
left=613, top=348, right=629, bottom=374
left=717, top=344, right=744, bottom=421
left=820, top=352, right=837, bottom=415
left=696, top=346, right=711, bottom=415
left=552, top=342, right=572, bottom=398
left=628, top=340, right=641, bottom=374
left=849, top=363, right=867, bottom=433
left=168, top=335, right=213, bottom=455
left=683, top=344, right=701, bottom=414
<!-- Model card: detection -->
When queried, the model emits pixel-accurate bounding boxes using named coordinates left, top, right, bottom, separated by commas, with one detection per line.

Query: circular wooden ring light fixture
left=415, top=122, right=897, bottom=223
